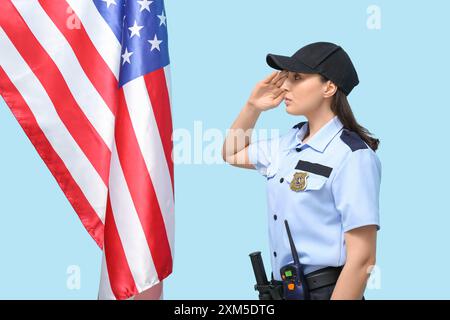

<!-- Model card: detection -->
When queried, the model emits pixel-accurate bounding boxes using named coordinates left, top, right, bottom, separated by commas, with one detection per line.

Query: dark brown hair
left=319, top=75, right=380, bottom=151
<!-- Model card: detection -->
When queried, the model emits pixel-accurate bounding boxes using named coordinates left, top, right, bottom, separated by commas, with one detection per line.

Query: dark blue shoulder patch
left=292, top=121, right=307, bottom=130
left=340, top=129, right=368, bottom=152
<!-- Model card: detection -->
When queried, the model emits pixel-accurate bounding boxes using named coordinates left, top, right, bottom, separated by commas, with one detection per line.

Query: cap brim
left=266, top=54, right=316, bottom=73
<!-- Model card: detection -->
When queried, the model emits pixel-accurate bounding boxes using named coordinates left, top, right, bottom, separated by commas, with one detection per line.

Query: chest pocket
left=284, top=170, right=328, bottom=191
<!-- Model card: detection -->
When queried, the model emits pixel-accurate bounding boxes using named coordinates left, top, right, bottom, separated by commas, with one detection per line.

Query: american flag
left=0, top=0, right=174, bottom=300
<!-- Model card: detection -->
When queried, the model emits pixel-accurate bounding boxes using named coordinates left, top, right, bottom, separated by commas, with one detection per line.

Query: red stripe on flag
left=144, top=70, right=174, bottom=193
left=0, top=67, right=104, bottom=249
left=0, top=0, right=111, bottom=185
left=38, top=0, right=118, bottom=116
left=115, top=89, right=173, bottom=281
left=104, top=196, right=138, bottom=299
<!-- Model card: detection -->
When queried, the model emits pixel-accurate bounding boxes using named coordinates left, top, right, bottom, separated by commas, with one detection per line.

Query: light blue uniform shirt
left=248, top=115, right=381, bottom=280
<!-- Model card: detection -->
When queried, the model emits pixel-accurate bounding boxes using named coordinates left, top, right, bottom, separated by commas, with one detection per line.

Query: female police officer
left=222, top=42, right=381, bottom=300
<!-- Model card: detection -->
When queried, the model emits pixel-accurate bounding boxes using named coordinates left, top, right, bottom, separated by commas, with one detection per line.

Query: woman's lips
left=285, top=98, right=292, bottom=105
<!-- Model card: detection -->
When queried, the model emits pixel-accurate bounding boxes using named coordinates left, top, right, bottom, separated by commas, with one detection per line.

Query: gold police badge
left=290, top=171, right=309, bottom=192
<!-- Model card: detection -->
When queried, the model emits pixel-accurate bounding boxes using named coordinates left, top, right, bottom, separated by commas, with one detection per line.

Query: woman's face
left=281, top=71, right=329, bottom=116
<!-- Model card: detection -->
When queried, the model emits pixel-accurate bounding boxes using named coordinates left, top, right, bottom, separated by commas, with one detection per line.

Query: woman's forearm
left=330, top=260, right=374, bottom=300
left=221, top=101, right=261, bottom=161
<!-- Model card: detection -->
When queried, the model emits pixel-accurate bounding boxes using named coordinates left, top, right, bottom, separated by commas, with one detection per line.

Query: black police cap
left=266, top=42, right=359, bottom=95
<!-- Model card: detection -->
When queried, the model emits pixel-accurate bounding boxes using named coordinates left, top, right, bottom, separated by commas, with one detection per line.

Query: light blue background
left=1, top=0, right=449, bottom=299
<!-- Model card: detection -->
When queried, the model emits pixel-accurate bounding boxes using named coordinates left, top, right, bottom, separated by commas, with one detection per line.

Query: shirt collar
left=285, top=115, right=344, bottom=153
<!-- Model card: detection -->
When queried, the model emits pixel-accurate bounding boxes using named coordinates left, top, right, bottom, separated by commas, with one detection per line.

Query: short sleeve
left=331, top=149, right=382, bottom=232
left=247, top=136, right=280, bottom=177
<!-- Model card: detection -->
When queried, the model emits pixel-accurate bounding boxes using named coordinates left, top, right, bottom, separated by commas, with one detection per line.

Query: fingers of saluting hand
left=265, top=70, right=288, bottom=84
left=273, top=87, right=286, bottom=98
left=273, top=90, right=287, bottom=104
left=264, top=71, right=279, bottom=83
left=274, top=72, right=288, bottom=87
left=271, top=87, right=285, bottom=99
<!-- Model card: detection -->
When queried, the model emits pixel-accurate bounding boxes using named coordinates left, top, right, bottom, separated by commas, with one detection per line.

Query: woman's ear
left=323, top=80, right=338, bottom=98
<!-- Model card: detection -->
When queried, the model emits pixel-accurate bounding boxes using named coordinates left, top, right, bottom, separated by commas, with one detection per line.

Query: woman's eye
left=294, top=74, right=302, bottom=80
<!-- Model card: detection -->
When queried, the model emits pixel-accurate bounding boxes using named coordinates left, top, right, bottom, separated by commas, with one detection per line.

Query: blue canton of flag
left=93, top=0, right=170, bottom=87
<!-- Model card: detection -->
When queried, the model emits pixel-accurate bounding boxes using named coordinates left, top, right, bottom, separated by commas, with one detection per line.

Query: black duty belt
left=272, top=266, right=344, bottom=291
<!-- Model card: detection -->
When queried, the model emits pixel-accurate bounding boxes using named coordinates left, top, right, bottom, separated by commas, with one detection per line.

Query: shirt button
left=295, top=147, right=302, bottom=152
left=273, top=214, right=277, bottom=220
left=273, top=251, right=277, bottom=257
left=279, top=178, right=284, bottom=183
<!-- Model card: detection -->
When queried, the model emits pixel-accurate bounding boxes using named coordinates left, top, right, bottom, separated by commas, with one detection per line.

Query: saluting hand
left=247, top=71, right=288, bottom=111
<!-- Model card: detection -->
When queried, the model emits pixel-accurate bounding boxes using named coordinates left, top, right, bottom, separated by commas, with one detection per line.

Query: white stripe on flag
left=98, top=250, right=115, bottom=300
left=0, top=27, right=107, bottom=223
left=109, top=141, right=159, bottom=292
left=13, top=0, right=115, bottom=150
left=123, top=77, right=175, bottom=256
left=66, top=0, right=121, bottom=80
